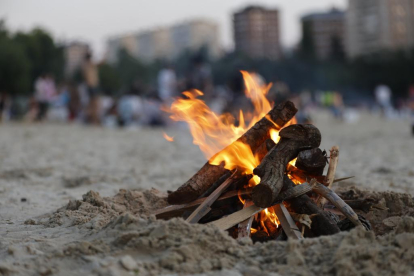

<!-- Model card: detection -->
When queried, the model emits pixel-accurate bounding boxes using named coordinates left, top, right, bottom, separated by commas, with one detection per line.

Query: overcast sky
left=1, top=0, right=346, bottom=59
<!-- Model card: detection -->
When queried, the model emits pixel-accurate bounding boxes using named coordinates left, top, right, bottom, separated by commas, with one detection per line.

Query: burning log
left=251, top=230, right=273, bottom=243
left=254, top=138, right=277, bottom=162
left=252, top=124, right=321, bottom=207
left=283, top=177, right=340, bottom=236
left=200, top=171, right=233, bottom=198
left=263, top=216, right=279, bottom=237
left=286, top=164, right=325, bottom=184
left=186, top=171, right=238, bottom=223
left=167, top=101, right=297, bottom=205
left=209, top=182, right=315, bottom=231
left=295, top=148, right=327, bottom=176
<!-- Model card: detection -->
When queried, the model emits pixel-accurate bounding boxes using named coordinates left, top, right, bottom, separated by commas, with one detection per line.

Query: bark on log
left=168, top=101, right=298, bottom=204
left=296, top=148, right=327, bottom=176
left=252, top=124, right=321, bottom=207
left=254, top=138, right=277, bottom=163
left=283, top=176, right=340, bottom=236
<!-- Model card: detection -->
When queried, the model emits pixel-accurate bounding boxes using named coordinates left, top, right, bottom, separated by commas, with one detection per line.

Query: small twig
left=311, top=180, right=362, bottom=227
left=332, top=176, right=354, bottom=184
left=273, top=204, right=303, bottom=240
left=318, top=146, right=339, bottom=206
left=237, top=200, right=255, bottom=239
left=153, top=188, right=252, bottom=219
left=186, top=170, right=238, bottom=223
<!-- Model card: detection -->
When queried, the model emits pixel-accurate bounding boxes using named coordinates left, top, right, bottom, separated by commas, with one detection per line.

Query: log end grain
left=251, top=184, right=275, bottom=208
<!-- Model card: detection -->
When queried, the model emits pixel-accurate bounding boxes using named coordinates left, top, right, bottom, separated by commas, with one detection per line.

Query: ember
left=155, top=72, right=370, bottom=241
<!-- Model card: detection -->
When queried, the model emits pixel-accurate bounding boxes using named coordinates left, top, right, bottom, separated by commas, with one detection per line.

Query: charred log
left=252, top=124, right=321, bottom=207
left=296, top=148, right=327, bottom=176
left=283, top=176, right=340, bottom=236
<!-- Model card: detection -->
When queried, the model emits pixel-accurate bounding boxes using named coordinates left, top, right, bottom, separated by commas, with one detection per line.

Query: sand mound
left=40, top=188, right=168, bottom=229
left=336, top=186, right=414, bottom=235
left=8, top=188, right=412, bottom=276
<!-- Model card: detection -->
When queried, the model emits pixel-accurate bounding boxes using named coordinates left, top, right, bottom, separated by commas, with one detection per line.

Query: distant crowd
left=1, top=52, right=414, bottom=135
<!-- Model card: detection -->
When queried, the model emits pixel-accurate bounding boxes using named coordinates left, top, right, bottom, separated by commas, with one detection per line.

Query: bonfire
left=154, top=72, right=374, bottom=241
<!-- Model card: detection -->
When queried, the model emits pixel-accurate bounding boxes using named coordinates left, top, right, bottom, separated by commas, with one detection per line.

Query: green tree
left=13, top=28, right=64, bottom=85
left=98, top=63, right=121, bottom=96
left=0, top=22, right=31, bottom=95
left=116, top=48, right=149, bottom=89
left=298, top=20, right=316, bottom=61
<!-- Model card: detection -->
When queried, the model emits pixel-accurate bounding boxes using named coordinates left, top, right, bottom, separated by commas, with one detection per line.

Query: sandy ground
left=0, top=110, right=413, bottom=275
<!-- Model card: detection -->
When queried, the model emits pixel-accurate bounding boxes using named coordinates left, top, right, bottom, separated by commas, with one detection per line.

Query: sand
left=0, top=110, right=413, bottom=275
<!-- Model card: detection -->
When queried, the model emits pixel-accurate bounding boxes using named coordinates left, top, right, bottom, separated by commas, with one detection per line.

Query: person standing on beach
left=375, top=84, right=392, bottom=117
left=157, top=63, right=177, bottom=105
left=34, top=73, right=56, bottom=121
left=409, top=85, right=414, bottom=136
left=0, top=91, right=8, bottom=122
left=82, top=52, right=100, bottom=125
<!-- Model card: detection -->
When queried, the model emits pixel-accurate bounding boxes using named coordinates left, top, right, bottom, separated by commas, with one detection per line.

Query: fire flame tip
left=163, top=132, right=174, bottom=142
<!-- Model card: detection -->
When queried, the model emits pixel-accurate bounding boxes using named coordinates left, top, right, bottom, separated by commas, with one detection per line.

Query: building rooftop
left=235, top=5, right=278, bottom=14
left=302, top=8, right=345, bottom=21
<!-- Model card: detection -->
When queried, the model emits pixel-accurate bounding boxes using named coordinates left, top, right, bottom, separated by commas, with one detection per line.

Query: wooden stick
left=200, top=171, right=232, bottom=198
left=155, top=181, right=312, bottom=220
left=167, top=101, right=298, bottom=204
left=154, top=188, right=252, bottom=219
left=273, top=204, right=303, bottom=239
left=186, top=171, right=238, bottom=223
left=252, top=124, right=321, bottom=207
left=318, top=146, right=339, bottom=206
left=325, top=198, right=385, bottom=214
left=282, top=177, right=340, bottom=236
left=311, top=180, right=362, bottom=227
left=237, top=200, right=255, bottom=239
left=209, top=205, right=263, bottom=231
left=272, top=182, right=312, bottom=203
left=208, top=182, right=314, bottom=231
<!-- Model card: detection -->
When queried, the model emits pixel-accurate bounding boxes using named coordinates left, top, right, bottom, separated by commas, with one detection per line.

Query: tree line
left=1, top=20, right=413, bottom=100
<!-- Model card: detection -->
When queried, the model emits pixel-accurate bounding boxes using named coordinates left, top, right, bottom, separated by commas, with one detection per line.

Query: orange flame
left=165, top=71, right=296, bottom=234
left=163, top=132, right=174, bottom=142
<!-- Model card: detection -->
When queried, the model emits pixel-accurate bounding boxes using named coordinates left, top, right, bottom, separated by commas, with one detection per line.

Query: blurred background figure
left=82, top=51, right=100, bottom=125
left=187, top=55, right=213, bottom=99
left=409, top=85, right=414, bottom=136
left=67, top=81, right=81, bottom=122
left=47, top=82, right=70, bottom=122
left=118, top=84, right=143, bottom=127
left=157, top=63, right=177, bottom=105
left=375, top=84, right=393, bottom=118
left=0, top=91, right=9, bottom=122
left=34, top=73, right=56, bottom=121
left=332, top=91, right=344, bottom=120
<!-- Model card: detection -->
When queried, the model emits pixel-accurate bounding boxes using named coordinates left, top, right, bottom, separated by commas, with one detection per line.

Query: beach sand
left=0, top=110, right=413, bottom=275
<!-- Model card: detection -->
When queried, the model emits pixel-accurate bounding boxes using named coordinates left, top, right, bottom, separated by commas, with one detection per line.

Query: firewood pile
left=154, top=101, right=375, bottom=241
